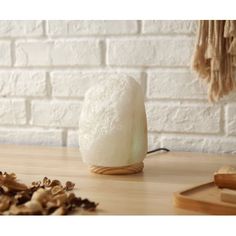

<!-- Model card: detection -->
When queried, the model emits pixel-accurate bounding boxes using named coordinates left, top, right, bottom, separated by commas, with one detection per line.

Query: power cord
left=147, top=148, right=170, bottom=154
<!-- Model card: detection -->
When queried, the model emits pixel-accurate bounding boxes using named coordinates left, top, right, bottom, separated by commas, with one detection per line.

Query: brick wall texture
left=0, top=20, right=236, bottom=154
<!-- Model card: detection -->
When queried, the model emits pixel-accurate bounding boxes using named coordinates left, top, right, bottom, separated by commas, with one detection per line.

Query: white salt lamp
left=78, top=75, right=147, bottom=175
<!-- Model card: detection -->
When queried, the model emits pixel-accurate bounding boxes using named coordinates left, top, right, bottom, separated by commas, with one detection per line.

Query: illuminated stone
left=78, top=75, right=147, bottom=167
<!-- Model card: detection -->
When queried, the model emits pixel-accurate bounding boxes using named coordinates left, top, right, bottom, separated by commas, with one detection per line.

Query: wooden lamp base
left=90, top=162, right=144, bottom=175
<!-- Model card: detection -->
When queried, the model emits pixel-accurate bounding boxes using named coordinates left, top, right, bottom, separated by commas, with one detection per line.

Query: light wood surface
left=174, top=182, right=236, bottom=215
left=221, top=188, right=236, bottom=204
left=90, top=162, right=144, bottom=175
left=1, top=144, right=236, bottom=215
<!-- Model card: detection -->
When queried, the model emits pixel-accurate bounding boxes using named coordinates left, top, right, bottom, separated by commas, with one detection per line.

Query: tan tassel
left=192, top=20, right=236, bottom=102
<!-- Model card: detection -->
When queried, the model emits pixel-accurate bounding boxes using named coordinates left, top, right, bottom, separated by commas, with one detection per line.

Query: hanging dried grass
left=192, top=20, right=236, bottom=102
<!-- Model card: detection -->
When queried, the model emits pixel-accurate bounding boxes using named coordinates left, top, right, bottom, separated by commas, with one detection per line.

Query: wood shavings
left=0, top=171, right=98, bottom=215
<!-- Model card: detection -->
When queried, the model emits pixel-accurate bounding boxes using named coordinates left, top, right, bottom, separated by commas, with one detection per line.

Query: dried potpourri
left=0, top=172, right=98, bottom=215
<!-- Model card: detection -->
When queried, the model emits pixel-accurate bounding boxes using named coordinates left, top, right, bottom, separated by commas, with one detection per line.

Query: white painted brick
left=69, top=20, right=138, bottom=35
left=67, top=130, right=79, bottom=147
left=0, top=71, right=46, bottom=96
left=108, top=38, right=194, bottom=66
left=221, top=91, right=236, bottom=102
left=0, top=128, right=63, bottom=146
left=226, top=105, right=236, bottom=136
left=51, top=40, right=102, bottom=66
left=15, top=41, right=52, bottom=66
left=0, top=21, right=43, bottom=37
left=147, top=133, right=161, bottom=152
left=161, top=135, right=204, bottom=152
left=47, top=20, right=138, bottom=36
left=145, top=102, right=221, bottom=133
left=50, top=71, right=144, bottom=98
left=142, top=20, right=197, bottom=34
left=0, top=41, right=11, bottom=66
left=162, top=135, right=236, bottom=154
left=147, top=69, right=207, bottom=99
left=31, top=100, right=82, bottom=128
left=15, top=40, right=102, bottom=66
left=0, top=99, right=26, bottom=125
left=47, top=21, right=67, bottom=36
left=202, top=138, right=236, bottom=154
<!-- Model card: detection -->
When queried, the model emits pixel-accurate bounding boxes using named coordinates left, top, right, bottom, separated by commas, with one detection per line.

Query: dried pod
left=25, top=200, right=43, bottom=214
left=67, top=192, right=76, bottom=202
left=51, top=206, right=67, bottom=215
left=0, top=195, right=11, bottom=212
left=53, top=193, right=67, bottom=206
left=65, top=181, right=75, bottom=191
left=0, top=171, right=98, bottom=215
left=70, top=196, right=82, bottom=207
left=81, top=199, right=98, bottom=211
left=0, top=186, right=5, bottom=195
left=32, top=181, right=41, bottom=188
left=1, top=186, right=8, bottom=193
left=43, top=177, right=51, bottom=187
left=1, top=177, right=28, bottom=191
left=51, top=185, right=64, bottom=195
left=2, top=172, right=16, bottom=180
left=31, top=188, right=50, bottom=203
left=8, top=173, right=17, bottom=180
left=50, top=180, right=62, bottom=187
left=15, top=191, right=31, bottom=205
left=45, top=201, right=58, bottom=214
left=8, top=205, right=33, bottom=215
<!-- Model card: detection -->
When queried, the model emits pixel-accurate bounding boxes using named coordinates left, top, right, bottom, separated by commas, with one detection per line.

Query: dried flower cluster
left=0, top=171, right=98, bottom=215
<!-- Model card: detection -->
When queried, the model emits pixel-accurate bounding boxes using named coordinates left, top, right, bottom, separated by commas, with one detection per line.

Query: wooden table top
left=1, top=144, right=236, bottom=215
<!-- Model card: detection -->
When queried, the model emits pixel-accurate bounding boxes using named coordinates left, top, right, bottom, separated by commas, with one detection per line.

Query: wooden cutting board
left=174, top=182, right=236, bottom=215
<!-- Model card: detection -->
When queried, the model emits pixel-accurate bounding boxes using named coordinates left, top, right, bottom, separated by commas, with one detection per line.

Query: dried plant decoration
left=0, top=171, right=98, bottom=215
left=192, top=20, right=236, bottom=102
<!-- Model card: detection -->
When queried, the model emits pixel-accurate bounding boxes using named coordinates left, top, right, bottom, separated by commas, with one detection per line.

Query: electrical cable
left=147, top=148, right=170, bottom=154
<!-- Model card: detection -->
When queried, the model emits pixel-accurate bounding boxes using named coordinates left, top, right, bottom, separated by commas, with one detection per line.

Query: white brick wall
left=0, top=99, right=26, bottom=125
left=142, top=21, right=197, bottom=34
left=107, top=37, right=194, bottom=66
left=0, top=128, right=63, bottom=146
left=31, top=100, right=82, bottom=127
left=0, top=41, right=11, bottom=66
left=0, top=21, right=43, bottom=37
left=47, top=20, right=138, bottom=36
left=0, top=71, right=46, bottom=96
left=146, top=69, right=207, bottom=99
left=0, top=20, right=235, bottom=154
left=15, top=40, right=102, bottom=66
left=146, top=102, right=221, bottom=134
left=50, top=71, right=144, bottom=97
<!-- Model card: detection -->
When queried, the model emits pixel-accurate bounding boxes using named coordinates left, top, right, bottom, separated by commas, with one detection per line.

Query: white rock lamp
left=78, top=75, right=147, bottom=175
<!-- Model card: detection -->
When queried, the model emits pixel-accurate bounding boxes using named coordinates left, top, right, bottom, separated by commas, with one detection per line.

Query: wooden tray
left=174, top=182, right=236, bottom=215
